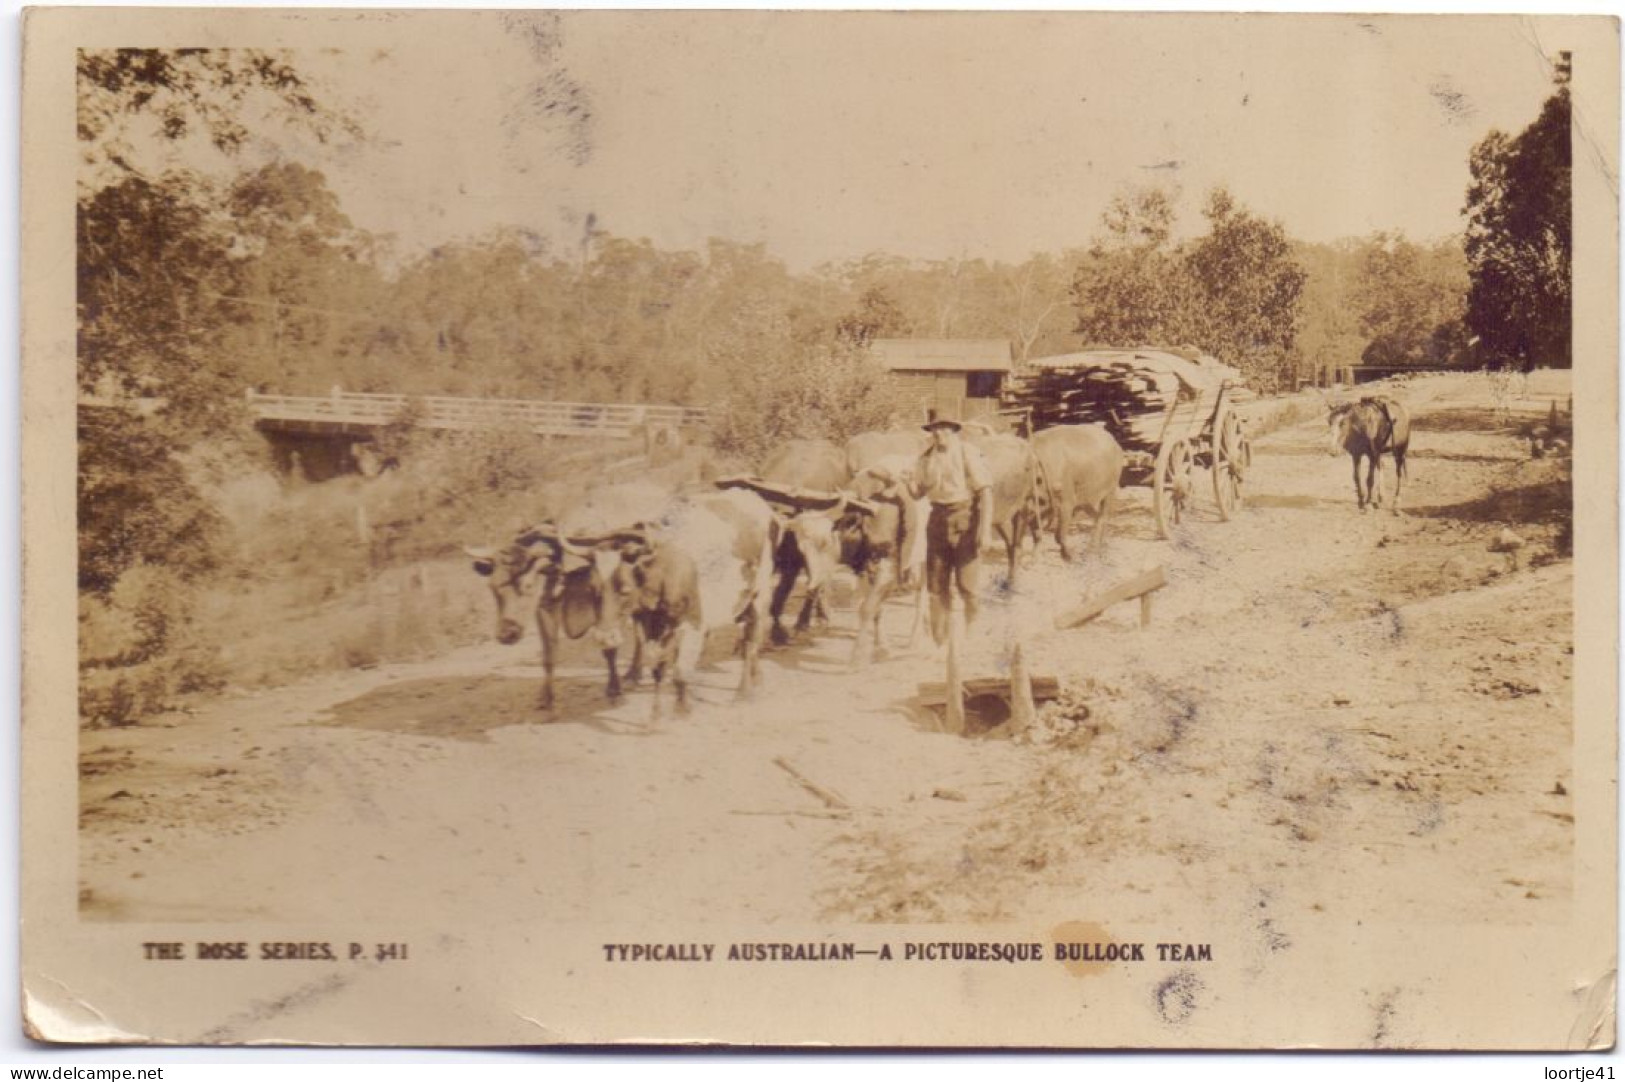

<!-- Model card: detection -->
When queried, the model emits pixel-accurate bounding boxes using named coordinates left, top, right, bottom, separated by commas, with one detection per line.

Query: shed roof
left=871, top=339, right=1013, bottom=373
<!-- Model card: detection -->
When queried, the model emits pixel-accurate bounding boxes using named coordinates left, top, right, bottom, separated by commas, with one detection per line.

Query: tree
left=221, top=162, right=385, bottom=391
left=78, top=48, right=355, bottom=189
left=76, top=50, right=359, bottom=720
left=1293, top=238, right=1367, bottom=385
left=1072, top=186, right=1195, bottom=348
left=707, top=296, right=901, bottom=463
left=836, top=285, right=914, bottom=346
left=77, top=50, right=359, bottom=427
left=1072, top=186, right=1306, bottom=388
left=1183, top=188, right=1307, bottom=388
left=77, top=173, right=239, bottom=432
left=1352, top=232, right=1468, bottom=368
left=1462, top=54, right=1572, bottom=369
left=78, top=409, right=221, bottom=596
left=995, top=252, right=1074, bottom=363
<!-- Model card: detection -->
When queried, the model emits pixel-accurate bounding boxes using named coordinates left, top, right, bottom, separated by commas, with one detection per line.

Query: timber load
left=1003, top=346, right=1252, bottom=452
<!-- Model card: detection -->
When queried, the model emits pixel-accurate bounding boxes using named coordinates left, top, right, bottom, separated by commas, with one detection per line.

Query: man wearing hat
left=909, top=408, right=994, bottom=644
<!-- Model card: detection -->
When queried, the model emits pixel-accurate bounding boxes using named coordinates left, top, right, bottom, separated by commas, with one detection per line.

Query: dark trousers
left=925, top=502, right=980, bottom=644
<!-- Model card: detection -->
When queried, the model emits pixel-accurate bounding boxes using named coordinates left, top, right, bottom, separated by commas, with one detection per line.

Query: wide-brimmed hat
left=921, top=408, right=962, bottom=432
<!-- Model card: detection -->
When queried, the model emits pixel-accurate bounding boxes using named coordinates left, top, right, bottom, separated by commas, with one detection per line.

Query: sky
left=114, top=11, right=1588, bottom=270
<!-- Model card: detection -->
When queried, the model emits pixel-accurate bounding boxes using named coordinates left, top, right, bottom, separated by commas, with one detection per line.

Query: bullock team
left=467, top=413, right=1122, bottom=717
left=466, top=393, right=1411, bottom=717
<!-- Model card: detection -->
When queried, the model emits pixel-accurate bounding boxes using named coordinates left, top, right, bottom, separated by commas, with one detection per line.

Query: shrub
left=79, top=408, right=222, bottom=595
left=711, top=339, right=903, bottom=463
left=79, top=564, right=224, bottom=726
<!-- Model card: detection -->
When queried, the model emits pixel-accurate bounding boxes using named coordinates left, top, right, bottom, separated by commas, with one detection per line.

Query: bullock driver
left=909, top=409, right=994, bottom=645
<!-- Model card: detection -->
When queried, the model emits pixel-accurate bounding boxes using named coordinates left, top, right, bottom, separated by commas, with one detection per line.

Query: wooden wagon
left=1126, top=375, right=1251, bottom=539
left=1006, top=347, right=1253, bottom=540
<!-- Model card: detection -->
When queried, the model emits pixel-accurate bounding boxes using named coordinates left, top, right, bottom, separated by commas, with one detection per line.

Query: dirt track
left=80, top=373, right=1574, bottom=930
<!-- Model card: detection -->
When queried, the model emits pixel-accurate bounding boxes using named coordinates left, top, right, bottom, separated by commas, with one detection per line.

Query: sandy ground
left=80, top=373, right=1575, bottom=932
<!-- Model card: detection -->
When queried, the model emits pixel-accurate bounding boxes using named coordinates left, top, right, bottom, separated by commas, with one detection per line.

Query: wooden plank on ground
left=1054, top=565, right=1168, bottom=630
left=772, top=757, right=850, bottom=811
left=919, top=676, right=1060, bottom=703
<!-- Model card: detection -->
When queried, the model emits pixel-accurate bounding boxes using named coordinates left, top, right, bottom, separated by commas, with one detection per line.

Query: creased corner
left=1567, top=966, right=1617, bottom=1051
left=23, top=977, right=147, bottom=1045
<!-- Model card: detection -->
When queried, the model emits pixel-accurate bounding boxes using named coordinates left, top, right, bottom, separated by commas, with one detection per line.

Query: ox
left=465, top=524, right=646, bottom=712
left=1031, top=424, right=1123, bottom=560
left=1328, top=396, right=1411, bottom=513
left=843, top=457, right=928, bottom=665
left=585, top=488, right=779, bottom=714
left=844, top=431, right=930, bottom=595
left=966, top=431, right=1047, bottom=586
left=759, top=438, right=849, bottom=644
left=844, top=432, right=934, bottom=660
left=845, top=429, right=927, bottom=480
left=767, top=453, right=928, bottom=667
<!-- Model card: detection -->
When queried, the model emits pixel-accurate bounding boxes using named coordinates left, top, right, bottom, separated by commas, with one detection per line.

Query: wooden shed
left=870, top=338, right=1014, bottom=421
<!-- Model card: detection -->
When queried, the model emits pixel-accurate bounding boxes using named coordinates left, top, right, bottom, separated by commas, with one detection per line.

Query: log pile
left=1003, top=347, right=1250, bottom=453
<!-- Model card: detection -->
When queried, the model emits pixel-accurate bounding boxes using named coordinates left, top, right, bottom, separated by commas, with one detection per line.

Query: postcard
left=22, top=9, right=1617, bottom=1048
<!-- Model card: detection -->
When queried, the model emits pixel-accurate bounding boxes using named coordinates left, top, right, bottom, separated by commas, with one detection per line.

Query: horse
left=1327, top=396, right=1411, bottom=513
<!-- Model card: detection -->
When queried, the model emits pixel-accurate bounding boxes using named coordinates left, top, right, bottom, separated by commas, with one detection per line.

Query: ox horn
left=514, top=522, right=560, bottom=546
left=841, top=495, right=880, bottom=517
left=556, top=535, right=597, bottom=559
left=464, top=545, right=497, bottom=576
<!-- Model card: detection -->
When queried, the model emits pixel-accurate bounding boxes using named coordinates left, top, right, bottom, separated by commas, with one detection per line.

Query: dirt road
left=81, top=373, right=1574, bottom=933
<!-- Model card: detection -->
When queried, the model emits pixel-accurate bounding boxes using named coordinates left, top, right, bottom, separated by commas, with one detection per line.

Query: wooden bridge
left=246, top=388, right=710, bottom=480
left=246, top=389, right=710, bottom=440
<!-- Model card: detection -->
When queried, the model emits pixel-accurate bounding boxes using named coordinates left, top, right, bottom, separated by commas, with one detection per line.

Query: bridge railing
left=246, top=390, right=709, bottom=437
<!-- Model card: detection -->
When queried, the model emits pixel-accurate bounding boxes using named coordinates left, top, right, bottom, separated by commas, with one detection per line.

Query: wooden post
left=1055, top=565, right=1168, bottom=630
left=944, top=602, right=965, bottom=735
left=1139, top=591, right=1153, bottom=628
left=1008, top=642, right=1036, bottom=735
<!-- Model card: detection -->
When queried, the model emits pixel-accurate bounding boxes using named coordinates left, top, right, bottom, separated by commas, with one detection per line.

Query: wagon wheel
left=1152, top=438, right=1194, bottom=539
left=1211, top=411, right=1247, bottom=521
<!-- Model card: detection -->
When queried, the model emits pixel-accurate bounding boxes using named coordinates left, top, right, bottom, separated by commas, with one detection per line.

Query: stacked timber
left=1003, top=347, right=1250, bottom=452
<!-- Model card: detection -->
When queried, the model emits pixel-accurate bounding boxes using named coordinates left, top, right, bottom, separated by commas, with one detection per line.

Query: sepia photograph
left=19, top=7, right=1618, bottom=1049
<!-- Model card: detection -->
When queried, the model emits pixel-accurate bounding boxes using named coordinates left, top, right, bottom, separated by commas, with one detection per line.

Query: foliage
left=78, top=408, right=222, bottom=596
left=1352, top=233, right=1469, bottom=368
left=77, top=174, right=240, bottom=433
left=220, top=162, right=386, bottom=391
left=709, top=300, right=903, bottom=463
left=1071, top=185, right=1307, bottom=389
left=836, top=285, right=914, bottom=346
left=426, top=426, right=561, bottom=505
left=78, top=48, right=355, bottom=187
left=1183, top=189, right=1307, bottom=389
left=1071, top=186, right=1195, bottom=349
left=78, top=49, right=364, bottom=424
left=79, top=563, right=227, bottom=726
left=995, top=252, right=1075, bottom=362
left=76, top=48, right=352, bottom=724
left=1462, top=55, right=1572, bottom=369
left=1291, top=238, right=1367, bottom=385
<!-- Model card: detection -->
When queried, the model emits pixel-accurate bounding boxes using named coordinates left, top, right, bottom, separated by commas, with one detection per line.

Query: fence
left=246, top=389, right=710, bottom=438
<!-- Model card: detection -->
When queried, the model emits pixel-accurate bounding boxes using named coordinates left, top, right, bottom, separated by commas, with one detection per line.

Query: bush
left=79, top=408, right=222, bottom=595
left=711, top=339, right=903, bottom=463
left=79, top=564, right=224, bottom=726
